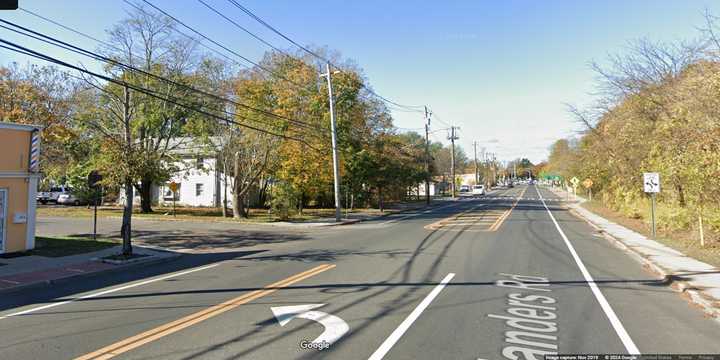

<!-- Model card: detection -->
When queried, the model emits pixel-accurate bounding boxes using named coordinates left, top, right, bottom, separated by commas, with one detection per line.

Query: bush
left=656, top=205, right=692, bottom=232
left=269, top=182, right=298, bottom=221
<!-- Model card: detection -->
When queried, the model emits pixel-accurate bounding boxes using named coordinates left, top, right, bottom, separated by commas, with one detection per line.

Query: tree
left=0, top=63, right=82, bottom=183
left=100, top=4, right=212, bottom=213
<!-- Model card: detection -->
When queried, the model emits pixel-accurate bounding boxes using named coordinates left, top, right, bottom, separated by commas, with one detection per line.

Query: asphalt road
left=1, top=185, right=719, bottom=359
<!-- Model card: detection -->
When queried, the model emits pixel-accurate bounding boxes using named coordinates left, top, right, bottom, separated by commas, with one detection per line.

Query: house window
left=196, top=157, right=204, bottom=169
left=195, top=183, right=204, bottom=196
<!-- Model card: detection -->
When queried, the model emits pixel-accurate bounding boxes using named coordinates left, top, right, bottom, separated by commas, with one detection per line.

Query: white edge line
left=367, top=272, right=455, bottom=360
left=536, top=186, right=640, bottom=354
left=0, top=263, right=220, bottom=319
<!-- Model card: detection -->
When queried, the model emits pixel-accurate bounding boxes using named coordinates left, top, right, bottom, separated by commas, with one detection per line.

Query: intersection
left=1, top=185, right=719, bottom=359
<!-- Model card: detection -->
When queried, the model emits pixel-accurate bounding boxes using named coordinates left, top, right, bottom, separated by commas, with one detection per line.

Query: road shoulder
left=544, top=185, right=720, bottom=320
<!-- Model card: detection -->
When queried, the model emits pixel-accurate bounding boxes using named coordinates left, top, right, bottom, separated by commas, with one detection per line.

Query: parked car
left=37, top=185, right=71, bottom=204
left=472, top=184, right=485, bottom=195
left=459, top=185, right=470, bottom=193
left=57, top=192, right=86, bottom=206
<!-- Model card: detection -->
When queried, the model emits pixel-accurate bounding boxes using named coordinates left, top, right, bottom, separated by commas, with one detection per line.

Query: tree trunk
left=258, top=178, right=269, bottom=207
left=121, top=178, right=133, bottom=256
left=298, top=191, right=304, bottom=215
left=139, top=178, right=153, bottom=213
left=232, top=151, right=241, bottom=219
left=676, top=183, right=686, bottom=207
left=222, top=160, right=228, bottom=218
left=378, top=186, right=384, bottom=212
left=232, top=186, right=248, bottom=219
left=231, top=182, right=248, bottom=218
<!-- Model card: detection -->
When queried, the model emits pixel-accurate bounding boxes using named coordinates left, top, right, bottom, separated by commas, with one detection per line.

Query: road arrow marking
left=271, top=304, right=349, bottom=346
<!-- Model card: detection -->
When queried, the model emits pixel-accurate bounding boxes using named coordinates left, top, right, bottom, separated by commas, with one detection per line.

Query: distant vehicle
left=459, top=185, right=470, bottom=192
left=508, top=182, right=514, bottom=188
left=57, top=192, right=86, bottom=206
left=37, top=185, right=71, bottom=204
left=472, top=185, right=485, bottom=195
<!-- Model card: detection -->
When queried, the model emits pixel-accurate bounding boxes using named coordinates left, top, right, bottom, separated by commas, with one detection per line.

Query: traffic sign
left=169, top=182, right=179, bottom=217
left=570, top=177, right=579, bottom=187
left=582, top=179, right=593, bottom=189
left=643, top=173, right=660, bottom=193
left=87, top=170, right=102, bottom=188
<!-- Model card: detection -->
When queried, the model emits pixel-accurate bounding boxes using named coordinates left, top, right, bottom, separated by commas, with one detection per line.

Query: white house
left=120, top=137, right=233, bottom=207
left=415, top=182, right=439, bottom=196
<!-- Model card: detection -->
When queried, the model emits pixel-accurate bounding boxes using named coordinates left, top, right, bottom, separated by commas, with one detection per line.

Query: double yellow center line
left=76, top=263, right=336, bottom=360
left=488, top=187, right=527, bottom=231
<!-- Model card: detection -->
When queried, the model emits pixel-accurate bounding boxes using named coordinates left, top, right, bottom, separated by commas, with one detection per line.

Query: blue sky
left=1, top=0, right=718, bottom=163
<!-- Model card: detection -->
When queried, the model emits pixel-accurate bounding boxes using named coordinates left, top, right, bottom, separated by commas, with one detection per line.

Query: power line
left=428, top=109, right=452, bottom=127
left=19, top=7, right=119, bottom=54
left=0, top=19, right=323, bottom=134
left=0, top=38, right=319, bottom=149
left=224, top=0, right=426, bottom=112
left=195, top=0, right=291, bottom=59
left=119, top=0, right=251, bottom=70
left=136, top=0, right=313, bottom=93
left=226, top=0, right=330, bottom=64
left=15, top=3, right=426, bottom=143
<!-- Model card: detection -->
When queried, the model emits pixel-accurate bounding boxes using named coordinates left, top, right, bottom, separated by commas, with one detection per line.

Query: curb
left=560, top=198, right=720, bottom=320
left=45, top=201, right=450, bottom=227
left=285, top=202, right=448, bottom=227
left=0, top=252, right=182, bottom=296
left=324, top=218, right=363, bottom=226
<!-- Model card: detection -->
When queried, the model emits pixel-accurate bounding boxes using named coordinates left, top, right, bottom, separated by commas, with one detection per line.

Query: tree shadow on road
left=64, top=228, right=311, bottom=252
left=0, top=250, right=267, bottom=313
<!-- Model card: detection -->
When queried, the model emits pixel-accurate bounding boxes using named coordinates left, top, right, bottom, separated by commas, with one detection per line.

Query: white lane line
left=0, top=263, right=220, bottom=320
left=536, top=186, right=640, bottom=354
left=368, top=273, right=455, bottom=360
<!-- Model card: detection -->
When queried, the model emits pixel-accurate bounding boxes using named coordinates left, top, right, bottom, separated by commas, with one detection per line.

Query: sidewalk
left=0, top=245, right=179, bottom=294
left=545, top=185, right=720, bottom=318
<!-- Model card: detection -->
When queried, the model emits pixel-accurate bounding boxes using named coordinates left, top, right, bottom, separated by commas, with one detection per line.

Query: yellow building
left=0, top=122, right=40, bottom=254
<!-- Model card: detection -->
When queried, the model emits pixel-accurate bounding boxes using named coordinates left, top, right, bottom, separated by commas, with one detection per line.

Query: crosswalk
left=425, top=208, right=508, bottom=232
left=428, top=188, right=565, bottom=232
left=470, top=195, right=564, bottom=202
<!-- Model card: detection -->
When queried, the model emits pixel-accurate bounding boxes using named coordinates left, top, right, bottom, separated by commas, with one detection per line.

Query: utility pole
left=320, top=63, right=342, bottom=222
left=121, top=85, right=133, bottom=256
left=492, top=153, right=497, bottom=185
left=473, top=141, right=479, bottom=185
left=448, top=126, right=459, bottom=198
left=424, top=106, right=431, bottom=205
left=481, top=147, right=487, bottom=187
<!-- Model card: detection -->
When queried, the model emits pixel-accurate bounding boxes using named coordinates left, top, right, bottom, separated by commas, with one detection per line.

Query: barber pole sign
left=29, top=129, right=40, bottom=173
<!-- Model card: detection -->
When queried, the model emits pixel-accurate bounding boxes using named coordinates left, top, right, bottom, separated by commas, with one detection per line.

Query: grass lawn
left=582, top=200, right=720, bottom=268
left=37, top=203, right=415, bottom=223
left=31, top=236, right=118, bottom=257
